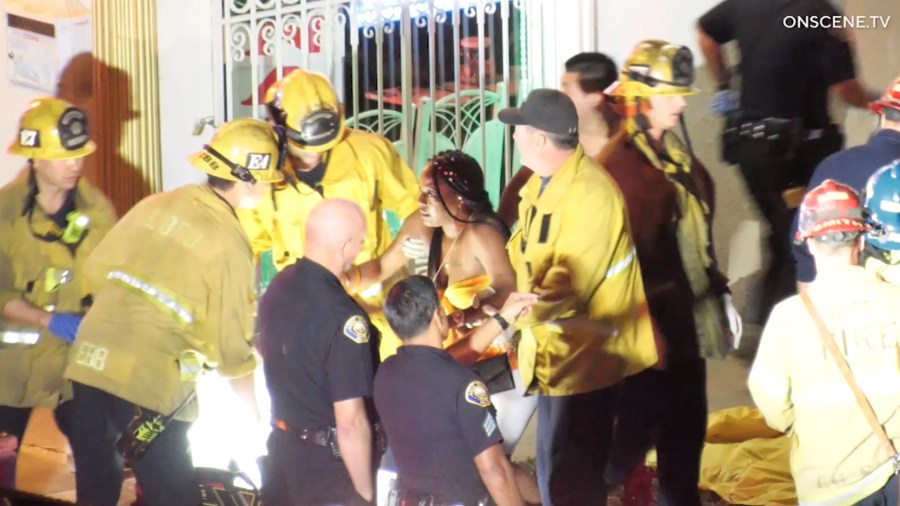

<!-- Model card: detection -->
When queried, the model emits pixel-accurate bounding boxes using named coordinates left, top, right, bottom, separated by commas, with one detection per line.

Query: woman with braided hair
left=347, top=150, right=540, bottom=500
left=350, top=150, right=515, bottom=359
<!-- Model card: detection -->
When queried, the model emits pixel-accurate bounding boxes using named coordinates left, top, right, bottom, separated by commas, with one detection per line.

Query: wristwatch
left=492, top=313, right=510, bottom=331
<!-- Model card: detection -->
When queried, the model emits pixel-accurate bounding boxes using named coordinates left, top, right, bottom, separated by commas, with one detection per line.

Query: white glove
left=402, top=237, right=429, bottom=276
left=723, top=293, right=743, bottom=349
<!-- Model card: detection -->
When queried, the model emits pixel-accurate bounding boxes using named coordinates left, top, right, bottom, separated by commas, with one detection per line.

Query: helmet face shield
left=276, top=69, right=346, bottom=153
left=669, top=47, right=695, bottom=88
left=285, top=109, right=341, bottom=151
left=57, top=107, right=91, bottom=152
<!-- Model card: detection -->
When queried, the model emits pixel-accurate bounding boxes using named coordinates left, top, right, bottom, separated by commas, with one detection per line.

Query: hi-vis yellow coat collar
left=518, top=145, right=587, bottom=214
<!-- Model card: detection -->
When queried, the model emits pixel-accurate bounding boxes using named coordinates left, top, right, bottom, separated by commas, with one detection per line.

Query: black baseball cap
left=498, top=89, right=579, bottom=136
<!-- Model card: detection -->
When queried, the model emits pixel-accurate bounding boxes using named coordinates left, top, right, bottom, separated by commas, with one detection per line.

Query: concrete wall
left=155, top=0, right=216, bottom=191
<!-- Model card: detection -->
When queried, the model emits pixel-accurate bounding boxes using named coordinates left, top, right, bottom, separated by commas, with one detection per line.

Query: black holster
left=276, top=421, right=387, bottom=462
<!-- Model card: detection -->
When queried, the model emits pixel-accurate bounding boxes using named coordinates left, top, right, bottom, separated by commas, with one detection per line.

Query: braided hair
left=426, top=150, right=508, bottom=278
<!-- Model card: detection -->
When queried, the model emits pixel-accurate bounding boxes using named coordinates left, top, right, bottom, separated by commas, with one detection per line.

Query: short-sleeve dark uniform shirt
left=699, top=0, right=856, bottom=129
left=374, top=345, right=502, bottom=504
left=259, top=257, right=378, bottom=431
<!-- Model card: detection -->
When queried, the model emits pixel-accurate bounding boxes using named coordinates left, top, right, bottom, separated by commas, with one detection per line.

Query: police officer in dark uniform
left=375, top=276, right=536, bottom=506
left=697, top=0, right=877, bottom=321
left=258, top=199, right=378, bottom=505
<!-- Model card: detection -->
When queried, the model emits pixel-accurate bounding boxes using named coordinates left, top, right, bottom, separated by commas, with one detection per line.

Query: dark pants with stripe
left=0, top=401, right=75, bottom=489
left=605, top=359, right=708, bottom=506
left=68, top=382, right=199, bottom=506
left=535, top=386, right=617, bottom=505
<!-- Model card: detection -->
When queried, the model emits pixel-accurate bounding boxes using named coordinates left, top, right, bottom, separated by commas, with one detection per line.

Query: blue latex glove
left=711, top=89, right=740, bottom=116
left=47, top=313, right=83, bottom=343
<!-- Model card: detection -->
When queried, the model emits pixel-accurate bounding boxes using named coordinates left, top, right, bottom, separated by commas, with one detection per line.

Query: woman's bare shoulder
left=466, top=221, right=508, bottom=249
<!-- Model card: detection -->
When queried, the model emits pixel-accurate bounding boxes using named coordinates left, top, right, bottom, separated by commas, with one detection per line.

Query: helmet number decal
left=246, top=153, right=271, bottom=170
left=19, top=129, right=39, bottom=147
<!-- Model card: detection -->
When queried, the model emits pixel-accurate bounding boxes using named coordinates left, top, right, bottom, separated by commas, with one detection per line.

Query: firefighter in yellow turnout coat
left=498, top=89, right=657, bottom=505
left=238, top=69, right=419, bottom=358
left=63, top=119, right=283, bottom=506
left=0, top=97, right=116, bottom=488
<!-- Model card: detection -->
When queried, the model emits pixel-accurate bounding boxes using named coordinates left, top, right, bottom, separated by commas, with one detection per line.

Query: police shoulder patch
left=464, top=380, right=491, bottom=408
left=343, top=314, right=369, bottom=344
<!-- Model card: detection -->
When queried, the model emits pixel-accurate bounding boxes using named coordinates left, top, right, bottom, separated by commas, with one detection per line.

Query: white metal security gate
left=212, top=0, right=596, bottom=196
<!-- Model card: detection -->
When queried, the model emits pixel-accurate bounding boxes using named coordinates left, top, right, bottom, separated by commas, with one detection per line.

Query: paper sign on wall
left=5, top=11, right=91, bottom=92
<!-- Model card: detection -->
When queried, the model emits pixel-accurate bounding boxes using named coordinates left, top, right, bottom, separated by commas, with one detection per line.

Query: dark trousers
left=605, top=359, right=708, bottom=506
left=857, top=473, right=899, bottom=506
left=0, top=401, right=75, bottom=489
left=535, top=386, right=616, bottom=506
left=736, top=135, right=840, bottom=321
left=262, top=427, right=369, bottom=506
left=68, top=382, right=198, bottom=506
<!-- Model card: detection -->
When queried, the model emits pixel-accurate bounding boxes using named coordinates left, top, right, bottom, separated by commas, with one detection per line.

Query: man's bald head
left=305, top=199, right=367, bottom=273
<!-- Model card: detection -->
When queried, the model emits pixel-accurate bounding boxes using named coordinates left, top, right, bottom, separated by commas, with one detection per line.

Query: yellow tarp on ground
left=699, top=406, right=796, bottom=505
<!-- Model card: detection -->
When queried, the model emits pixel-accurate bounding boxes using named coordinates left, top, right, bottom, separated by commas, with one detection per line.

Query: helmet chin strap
left=629, top=97, right=696, bottom=162
left=203, top=144, right=256, bottom=184
left=679, top=113, right=695, bottom=159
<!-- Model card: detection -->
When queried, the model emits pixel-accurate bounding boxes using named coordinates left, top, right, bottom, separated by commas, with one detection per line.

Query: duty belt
left=731, top=117, right=801, bottom=143
left=732, top=117, right=828, bottom=143
left=275, top=418, right=388, bottom=460
left=274, top=419, right=333, bottom=450
left=0, top=330, right=40, bottom=346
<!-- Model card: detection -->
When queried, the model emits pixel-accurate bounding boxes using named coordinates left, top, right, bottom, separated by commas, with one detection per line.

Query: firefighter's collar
left=18, top=167, right=111, bottom=222
left=520, top=145, right=585, bottom=211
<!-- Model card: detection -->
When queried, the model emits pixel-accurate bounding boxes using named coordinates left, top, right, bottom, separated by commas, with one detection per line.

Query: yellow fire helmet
left=188, top=118, right=285, bottom=184
left=7, top=97, right=97, bottom=161
left=275, top=68, right=345, bottom=153
left=608, top=40, right=700, bottom=98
